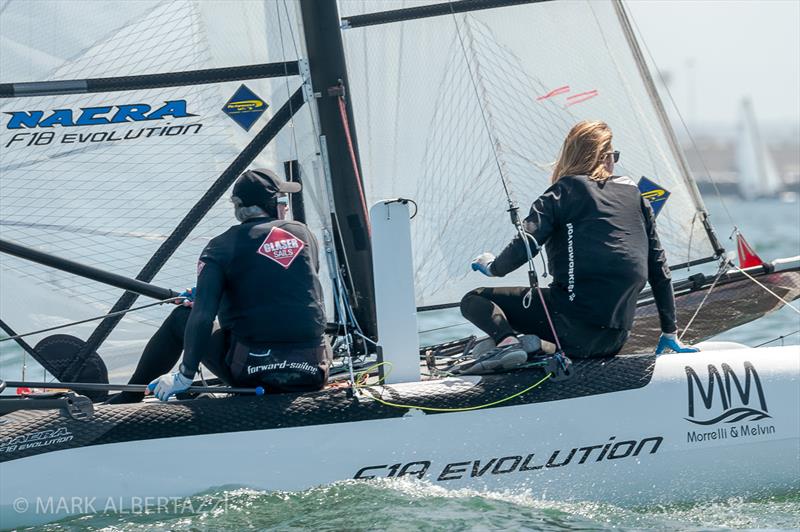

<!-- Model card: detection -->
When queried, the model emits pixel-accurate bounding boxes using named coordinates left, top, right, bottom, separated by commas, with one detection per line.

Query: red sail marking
left=536, top=85, right=570, bottom=101
left=565, top=89, right=599, bottom=107
left=736, top=232, right=764, bottom=268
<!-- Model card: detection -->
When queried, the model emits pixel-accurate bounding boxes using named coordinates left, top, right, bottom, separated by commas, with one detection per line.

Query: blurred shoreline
left=680, top=124, right=800, bottom=196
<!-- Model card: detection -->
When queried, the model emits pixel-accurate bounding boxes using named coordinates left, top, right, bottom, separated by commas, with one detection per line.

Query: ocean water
left=5, top=197, right=800, bottom=531
left=27, top=482, right=800, bottom=531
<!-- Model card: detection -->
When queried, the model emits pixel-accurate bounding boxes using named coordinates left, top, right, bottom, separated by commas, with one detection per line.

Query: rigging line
left=447, top=3, right=510, bottom=201
left=625, top=4, right=736, bottom=227
left=420, top=321, right=472, bottom=334
left=335, top=94, right=371, bottom=232
left=280, top=0, right=361, bottom=314
left=281, top=0, right=303, bottom=66
left=731, top=265, right=800, bottom=315
left=276, top=0, right=301, bottom=173
left=0, top=297, right=182, bottom=343
left=281, top=0, right=362, bottom=312
left=359, top=372, right=552, bottom=413
left=280, top=0, right=325, bottom=148
left=685, top=212, right=698, bottom=268
left=0, top=220, right=171, bottom=241
left=282, top=0, right=324, bottom=147
left=448, top=2, right=560, bottom=349
left=679, top=262, right=729, bottom=341
left=754, top=330, right=800, bottom=348
left=587, top=1, right=658, bottom=175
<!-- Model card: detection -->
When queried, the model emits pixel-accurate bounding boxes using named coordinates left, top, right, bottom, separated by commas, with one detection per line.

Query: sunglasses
left=605, top=150, right=620, bottom=163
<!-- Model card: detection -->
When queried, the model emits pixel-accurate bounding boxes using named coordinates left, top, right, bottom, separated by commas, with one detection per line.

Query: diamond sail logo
left=222, top=84, right=268, bottom=131
left=684, top=361, right=770, bottom=426
left=638, top=176, right=671, bottom=217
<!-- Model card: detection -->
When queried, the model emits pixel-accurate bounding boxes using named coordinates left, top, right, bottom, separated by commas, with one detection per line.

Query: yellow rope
left=355, top=361, right=394, bottom=386
left=358, top=372, right=552, bottom=413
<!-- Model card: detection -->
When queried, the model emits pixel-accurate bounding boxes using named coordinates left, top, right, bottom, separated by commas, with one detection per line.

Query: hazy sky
left=626, top=0, right=800, bottom=129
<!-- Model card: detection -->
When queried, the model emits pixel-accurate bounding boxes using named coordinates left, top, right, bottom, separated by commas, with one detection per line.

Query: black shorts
left=224, top=338, right=332, bottom=393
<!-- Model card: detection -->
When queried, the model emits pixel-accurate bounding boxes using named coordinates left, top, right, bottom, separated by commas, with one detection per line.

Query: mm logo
left=685, top=361, right=770, bottom=425
left=4, top=100, right=194, bottom=129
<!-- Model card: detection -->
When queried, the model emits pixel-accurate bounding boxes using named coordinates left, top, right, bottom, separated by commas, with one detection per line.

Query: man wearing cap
left=108, top=169, right=330, bottom=403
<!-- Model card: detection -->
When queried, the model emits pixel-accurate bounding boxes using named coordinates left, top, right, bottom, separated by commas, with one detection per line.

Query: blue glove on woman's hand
left=148, top=371, right=193, bottom=401
left=176, top=287, right=196, bottom=307
left=471, top=252, right=496, bottom=277
left=655, top=332, right=700, bottom=355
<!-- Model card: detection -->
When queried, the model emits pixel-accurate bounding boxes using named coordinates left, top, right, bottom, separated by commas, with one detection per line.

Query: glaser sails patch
left=2, top=100, right=203, bottom=149
left=257, top=227, right=305, bottom=269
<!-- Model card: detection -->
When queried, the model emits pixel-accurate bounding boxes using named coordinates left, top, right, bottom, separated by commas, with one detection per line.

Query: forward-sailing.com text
left=12, top=495, right=230, bottom=515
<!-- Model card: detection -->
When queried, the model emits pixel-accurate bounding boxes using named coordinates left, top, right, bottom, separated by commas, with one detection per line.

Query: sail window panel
left=342, top=0, right=716, bottom=308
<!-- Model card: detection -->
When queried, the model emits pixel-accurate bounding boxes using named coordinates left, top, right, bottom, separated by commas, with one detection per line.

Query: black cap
left=231, top=169, right=301, bottom=208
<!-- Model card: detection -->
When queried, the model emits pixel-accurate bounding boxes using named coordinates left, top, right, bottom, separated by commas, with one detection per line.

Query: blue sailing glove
left=148, top=371, right=193, bottom=401
left=176, top=287, right=196, bottom=307
left=655, top=332, right=700, bottom=355
left=471, top=252, right=496, bottom=277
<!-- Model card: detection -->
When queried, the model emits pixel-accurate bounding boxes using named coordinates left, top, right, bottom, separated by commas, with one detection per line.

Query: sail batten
left=0, top=62, right=302, bottom=98
left=341, top=0, right=551, bottom=29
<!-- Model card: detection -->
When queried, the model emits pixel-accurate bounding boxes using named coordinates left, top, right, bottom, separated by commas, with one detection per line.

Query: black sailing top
left=490, top=174, right=677, bottom=333
left=181, top=216, right=326, bottom=376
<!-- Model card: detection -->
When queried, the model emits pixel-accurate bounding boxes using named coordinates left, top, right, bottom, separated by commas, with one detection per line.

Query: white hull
left=1, top=346, right=798, bottom=528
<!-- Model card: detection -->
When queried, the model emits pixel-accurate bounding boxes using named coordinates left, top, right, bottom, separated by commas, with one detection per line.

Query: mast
left=299, top=0, right=378, bottom=340
left=614, top=0, right=725, bottom=259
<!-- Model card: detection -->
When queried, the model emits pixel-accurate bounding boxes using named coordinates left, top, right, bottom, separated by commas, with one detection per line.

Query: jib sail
left=338, top=0, right=723, bottom=309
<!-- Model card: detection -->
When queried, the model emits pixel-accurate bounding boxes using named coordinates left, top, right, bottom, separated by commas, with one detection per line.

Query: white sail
left=735, top=97, right=782, bottom=199
left=0, top=0, right=333, bottom=378
left=340, top=0, right=717, bottom=309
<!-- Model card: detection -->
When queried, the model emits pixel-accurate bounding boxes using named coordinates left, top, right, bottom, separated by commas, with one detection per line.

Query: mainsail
left=0, top=0, right=334, bottom=379
left=5, top=0, right=779, bottom=386
left=339, top=0, right=722, bottom=309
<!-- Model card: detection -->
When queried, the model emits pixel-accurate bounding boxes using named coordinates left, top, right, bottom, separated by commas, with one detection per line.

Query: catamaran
left=1, top=0, right=798, bottom=528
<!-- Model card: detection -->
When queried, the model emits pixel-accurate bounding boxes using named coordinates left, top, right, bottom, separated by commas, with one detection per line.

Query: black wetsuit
left=461, top=175, right=676, bottom=357
left=112, top=216, right=330, bottom=403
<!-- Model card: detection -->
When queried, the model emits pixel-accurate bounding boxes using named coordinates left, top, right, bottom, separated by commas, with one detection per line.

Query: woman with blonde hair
left=458, top=121, right=697, bottom=374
